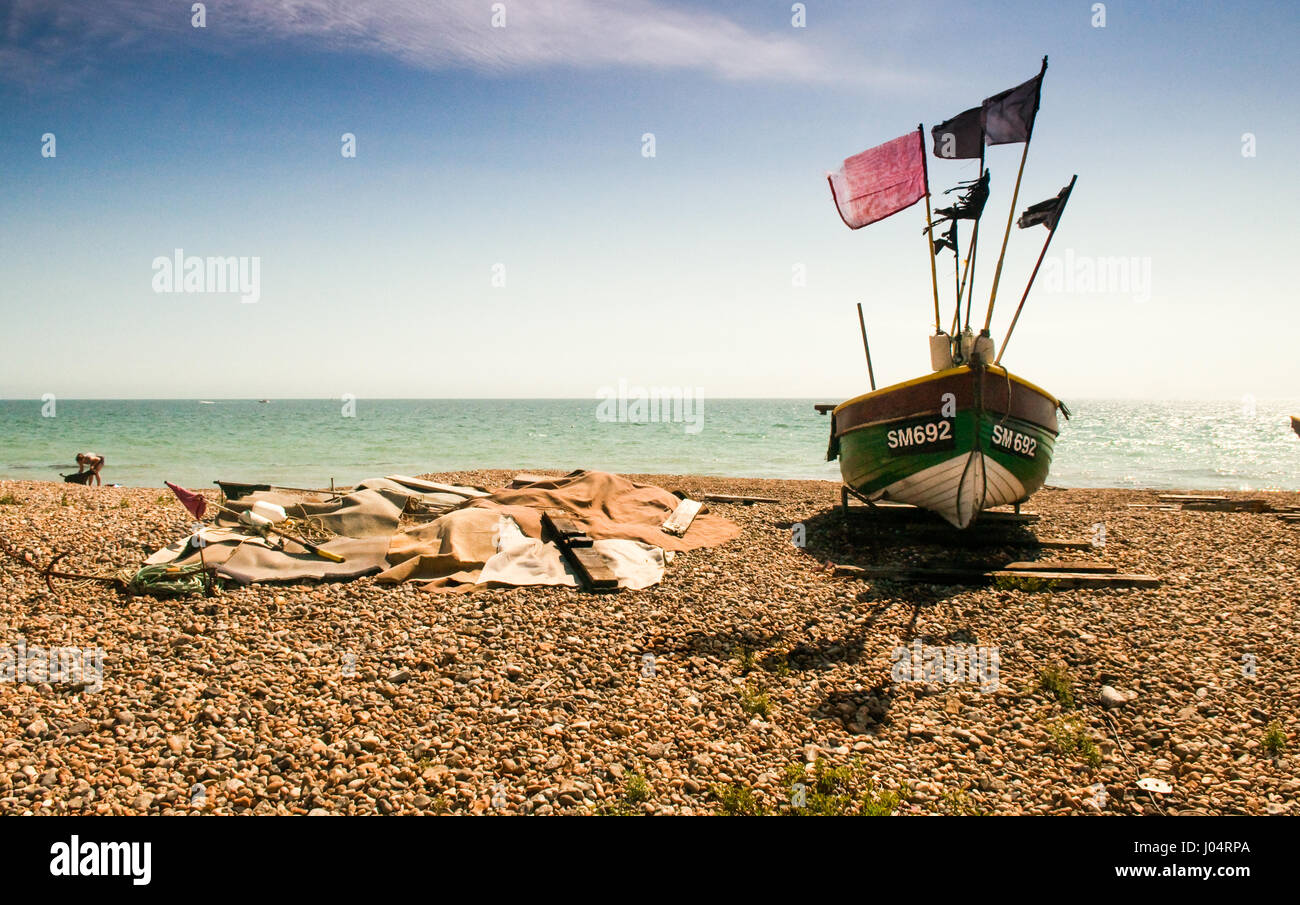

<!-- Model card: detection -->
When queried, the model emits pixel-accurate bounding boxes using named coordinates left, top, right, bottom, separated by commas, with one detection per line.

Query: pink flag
left=828, top=130, right=928, bottom=229
left=165, top=481, right=207, bottom=520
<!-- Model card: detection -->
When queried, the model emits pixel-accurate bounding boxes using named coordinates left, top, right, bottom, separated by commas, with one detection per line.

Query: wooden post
left=996, top=175, right=1076, bottom=365
left=857, top=303, right=876, bottom=391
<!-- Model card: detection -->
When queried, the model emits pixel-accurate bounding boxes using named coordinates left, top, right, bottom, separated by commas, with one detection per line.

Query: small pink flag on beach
left=828, top=130, right=928, bottom=229
left=165, top=481, right=207, bottom=520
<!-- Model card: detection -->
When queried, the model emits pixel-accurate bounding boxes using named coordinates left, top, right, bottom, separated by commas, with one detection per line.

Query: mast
left=995, top=175, right=1077, bottom=365
left=919, top=124, right=942, bottom=333
left=982, top=55, right=1048, bottom=336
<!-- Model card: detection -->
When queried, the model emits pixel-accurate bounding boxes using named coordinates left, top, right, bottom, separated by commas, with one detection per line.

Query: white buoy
left=250, top=500, right=288, bottom=524
left=239, top=510, right=273, bottom=529
left=929, top=332, right=953, bottom=371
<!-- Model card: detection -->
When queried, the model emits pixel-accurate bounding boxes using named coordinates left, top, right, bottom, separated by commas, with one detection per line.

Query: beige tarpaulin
left=141, top=470, right=733, bottom=590
left=377, top=509, right=668, bottom=591
left=220, top=487, right=404, bottom=537
left=146, top=527, right=391, bottom=584
left=462, top=470, right=740, bottom=552
left=375, top=471, right=731, bottom=590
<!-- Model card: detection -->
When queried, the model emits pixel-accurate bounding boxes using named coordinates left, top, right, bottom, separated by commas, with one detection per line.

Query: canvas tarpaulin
left=142, top=470, right=735, bottom=590
left=220, top=487, right=404, bottom=537
left=460, top=470, right=740, bottom=552
left=377, top=505, right=671, bottom=591
left=146, top=527, right=391, bottom=584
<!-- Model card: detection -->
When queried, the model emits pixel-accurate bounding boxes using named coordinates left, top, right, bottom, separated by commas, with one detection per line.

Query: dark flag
left=930, top=221, right=959, bottom=256
left=930, top=107, right=982, bottom=160
left=981, top=69, right=1044, bottom=145
left=934, top=169, right=991, bottom=222
left=1017, top=177, right=1075, bottom=230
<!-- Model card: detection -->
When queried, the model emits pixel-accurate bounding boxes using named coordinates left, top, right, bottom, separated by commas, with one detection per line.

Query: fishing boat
left=827, top=362, right=1064, bottom=528
left=821, top=57, right=1073, bottom=528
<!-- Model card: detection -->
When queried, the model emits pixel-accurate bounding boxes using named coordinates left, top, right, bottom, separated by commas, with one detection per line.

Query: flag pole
left=963, top=150, right=986, bottom=331
left=995, top=175, right=1076, bottom=366
left=857, top=303, right=876, bottom=390
left=982, top=56, right=1048, bottom=335
left=919, top=124, right=942, bottom=333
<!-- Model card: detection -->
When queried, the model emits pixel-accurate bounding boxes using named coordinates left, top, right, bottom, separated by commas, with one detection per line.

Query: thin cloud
left=1, top=0, right=864, bottom=86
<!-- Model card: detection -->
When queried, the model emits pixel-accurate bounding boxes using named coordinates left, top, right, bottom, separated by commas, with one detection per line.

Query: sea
left=0, top=398, right=1297, bottom=492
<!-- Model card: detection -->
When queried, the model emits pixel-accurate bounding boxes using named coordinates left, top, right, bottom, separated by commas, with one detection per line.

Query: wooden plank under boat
left=827, top=361, right=1062, bottom=529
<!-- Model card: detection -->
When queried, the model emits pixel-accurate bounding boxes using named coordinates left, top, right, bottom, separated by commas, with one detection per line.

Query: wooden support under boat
left=841, top=486, right=1038, bottom=524
left=832, top=562, right=1157, bottom=588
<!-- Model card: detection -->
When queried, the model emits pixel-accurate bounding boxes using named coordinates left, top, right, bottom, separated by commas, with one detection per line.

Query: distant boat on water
left=1291, top=415, right=1299, bottom=438
left=258, top=399, right=271, bottom=404
left=199, top=400, right=215, bottom=405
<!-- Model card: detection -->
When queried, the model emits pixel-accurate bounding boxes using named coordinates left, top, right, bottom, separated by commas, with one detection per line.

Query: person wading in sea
left=75, top=452, right=105, bottom=486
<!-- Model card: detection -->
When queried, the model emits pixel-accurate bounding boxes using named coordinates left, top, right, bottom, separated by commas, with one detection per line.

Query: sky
left=1, top=0, right=1297, bottom=401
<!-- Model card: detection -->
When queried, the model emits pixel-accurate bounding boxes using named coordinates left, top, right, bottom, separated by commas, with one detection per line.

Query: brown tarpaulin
left=377, top=470, right=738, bottom=588
left=462, top=470, right=739, bottom=552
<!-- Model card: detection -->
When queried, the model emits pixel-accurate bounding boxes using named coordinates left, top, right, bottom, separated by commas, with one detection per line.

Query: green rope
left=126, top=562, right=211, bottom=598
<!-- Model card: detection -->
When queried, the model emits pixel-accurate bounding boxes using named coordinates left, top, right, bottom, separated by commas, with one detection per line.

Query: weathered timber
left=700, top=493, right=779, bottom=505
left=509, top=473, right=552, bottom=488
left=385, top=475, right=490, bottom=497
left=541, top=513, right=616, bottom=590
left=662, top=498, right=703, bottom=537
left=1002, top=560, right=1118, bottom=573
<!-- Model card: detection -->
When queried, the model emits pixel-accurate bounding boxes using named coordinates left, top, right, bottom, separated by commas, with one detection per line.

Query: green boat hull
left=829, top=364, right=1061, bottom=528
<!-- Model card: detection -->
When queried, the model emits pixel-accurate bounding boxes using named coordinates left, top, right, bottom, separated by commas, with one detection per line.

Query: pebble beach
left=1, top=473, right=1295, bottom=816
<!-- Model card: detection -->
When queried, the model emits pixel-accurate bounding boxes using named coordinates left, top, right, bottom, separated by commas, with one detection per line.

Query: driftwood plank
left=385, top=475, right=490, bottom=497
left=1033, top=539, right=1102, bottom=550
left=1003, top=561, right=1118, bottom=574
left=568, top=548, right=618, bottom=589
left=992, top=570, right=1160, bottom=588
left=838, top=565, right=1158, bottom=588
left=700, top=493, right=779, bottom=505
left=1178, top=500, right=1268, bottom=513
left=509, top=473, right=551, bottom=488
left=541, top=513, right=615, bottom=589
left=542, top=514, right=593, bottom=547
left=662, top=498, right=703, bottom=537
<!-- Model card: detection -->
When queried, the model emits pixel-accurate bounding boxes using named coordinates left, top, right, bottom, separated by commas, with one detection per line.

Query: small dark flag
left=165, top=481, right=207, bottom=520
left=930, top=107, right=983, bottom=160
left=930, top=221, right=959, bottom=257
left=982, top=70, right=1044, bottom=145
left=934, top=169, right=991, bottom=223
left=1018, top=178, right=1075, bottom=230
